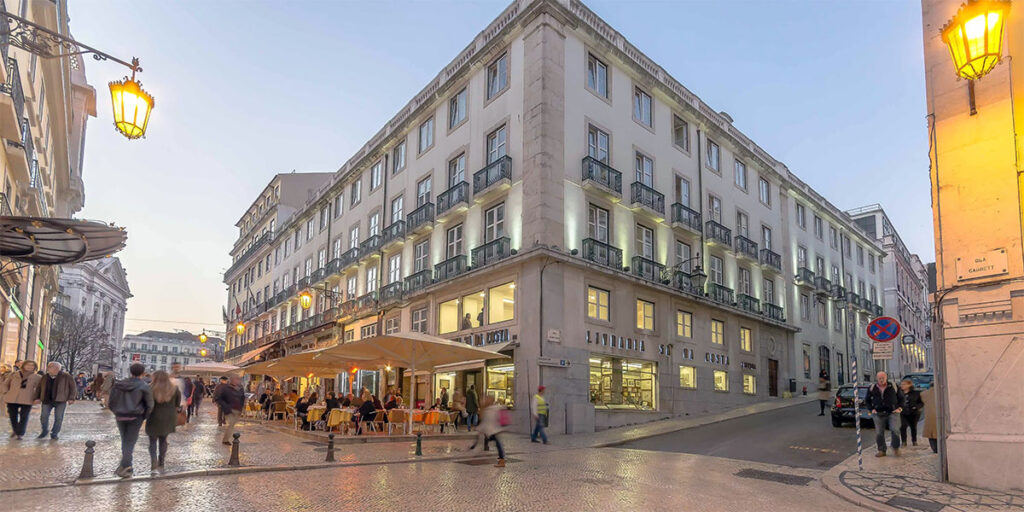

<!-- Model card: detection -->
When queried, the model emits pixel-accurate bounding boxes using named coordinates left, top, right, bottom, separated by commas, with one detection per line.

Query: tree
left=49, top=309, right=112, bottom=374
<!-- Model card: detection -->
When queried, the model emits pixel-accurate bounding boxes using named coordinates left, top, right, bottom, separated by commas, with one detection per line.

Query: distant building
left=123, top=330, right=225, bottom=373
left=56, top=258, right=132, bottom=374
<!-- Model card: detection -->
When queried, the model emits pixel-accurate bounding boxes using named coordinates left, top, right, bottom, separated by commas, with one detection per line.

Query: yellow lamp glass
left=199, top=348, right=208, bottom=357
left=299, top=291, right=313, bottom=310
left=941, top=0, right=1010, bottom=80
left=235, top=322, right=245, bottom=335
left=108, top=77, right=154, bottom=139
left=198, top=333, right=208, bottom=344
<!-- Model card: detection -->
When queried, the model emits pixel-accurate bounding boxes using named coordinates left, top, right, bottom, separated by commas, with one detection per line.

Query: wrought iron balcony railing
left=473, top=155, right=512, bottom=194
left=663, top=269, right=695, bottom=294
left=764, top=303, right=785, bottom=323
left=340, top=247, right=360, bottom=269
left=760, top=248, right=782, bottom=271
left=355, top=292, right=378, bottom=315
left=581, top=238, right=622, bottom=270
left=708, top=283, right=734, bottom=305
left=404, top=269, right=432, bottom=293
left=380, top=281, right=403, bottom=305
left=631, top=255, right=664, bottom=283
left=670, top=203, right=701, bottom=232
left=581, top=156, right=622, bottom=194
left=737, top=293, right=761, bottom=314
left=437, top=181, right=469, bottom=215
left=814, top=276, right=832, bottom=294
left=705, top=220, right=732, bottom=246
left=382, top=221, right=405, bottom=245
left=226, top=230, right=274, bottom=276
left=434, top=254, right=468, bottom=282
left=406, top=202, right=434, bottom=232
left=630, top=181, right=665, bottom=214
left=735, top=236, right=758, bottom=259
left=327, top=257, right=342, bottom=274
left=360, top=234, right=382, bottom=255
left=472, top=236, right=511, bottom=268
left=796, top=267, right=815, bottom=285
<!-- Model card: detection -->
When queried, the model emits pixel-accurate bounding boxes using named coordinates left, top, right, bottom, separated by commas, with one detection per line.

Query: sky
left=67, top=0, right=932, bottom=337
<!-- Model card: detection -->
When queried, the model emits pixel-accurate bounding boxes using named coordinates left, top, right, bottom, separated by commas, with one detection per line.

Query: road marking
left=788, top=445, right=839, bottom=454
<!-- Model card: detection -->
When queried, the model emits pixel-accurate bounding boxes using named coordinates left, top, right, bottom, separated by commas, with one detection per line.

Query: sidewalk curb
left=820, top=465, right=899, bottom=512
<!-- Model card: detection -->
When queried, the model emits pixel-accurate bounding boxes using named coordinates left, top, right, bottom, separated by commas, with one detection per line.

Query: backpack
left=498, top=409, right=511, bottom=427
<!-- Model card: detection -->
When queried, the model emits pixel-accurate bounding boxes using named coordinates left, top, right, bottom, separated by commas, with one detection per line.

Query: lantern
left=198, top=332, right=208, bottom=344
left=941, top=0, right=1010, bottom=81
left=199, top=348, right=208, bottom=357
left=299, top=290, right=313, bottom=310
left=235, top=322, right=245, bottom=335
left=108, top=68, right=155, bottom=139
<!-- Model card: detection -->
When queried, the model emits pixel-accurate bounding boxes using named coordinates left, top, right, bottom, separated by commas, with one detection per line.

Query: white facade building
left=124, top=330, right=224, bottom=374
left=57, top=257, right=132, bottom=373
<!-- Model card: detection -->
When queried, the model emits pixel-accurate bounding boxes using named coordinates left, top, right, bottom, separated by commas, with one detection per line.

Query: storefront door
left=768, top=359, right=779, bottom=397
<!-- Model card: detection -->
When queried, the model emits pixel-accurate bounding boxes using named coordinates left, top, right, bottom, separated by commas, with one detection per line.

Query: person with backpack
left=108, top=363, right=154, bottom=477
left=866, top=371, right=903, bottom=457
left=531, top=385, right=549, bottom=444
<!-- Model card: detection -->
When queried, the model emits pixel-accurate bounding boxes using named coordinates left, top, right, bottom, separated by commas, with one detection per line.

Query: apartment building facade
left=124, top=330, right=223, bottom=374
left=848, top=204, right=932, bottom=376
left=0, top=0, right=96, bottom=369
left=223, top=0, right=887, bottom=432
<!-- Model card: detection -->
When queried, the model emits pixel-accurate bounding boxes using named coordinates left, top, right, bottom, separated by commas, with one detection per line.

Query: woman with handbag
left=145, top=370, right=182, bottom=475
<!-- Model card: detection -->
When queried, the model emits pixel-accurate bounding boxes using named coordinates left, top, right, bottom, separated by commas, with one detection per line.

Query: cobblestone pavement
left=822, top=440, right=1024, bottom=511
left=4, top=445, right=862, bottom=512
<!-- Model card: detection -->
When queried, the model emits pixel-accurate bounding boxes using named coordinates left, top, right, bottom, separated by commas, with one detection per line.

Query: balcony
left=297, top=275, right=312, bottom=290
left=737, top=293, right=761, bottom=315
left=437, top=181, right=470, bottom=218
left=664, top=269, right=695, bottom=294
left=359, top=234, right=382, bottom=257
left=831, top=284, right=847, bottom=300
left=581, top=156, right=622, bottom=198
left=404, top=269, right=432, bottom=293
left=327, top=257, right=342, bottom=275
left=434, top=254, right=468, bottom=282
left=0, top=57, right=24, bottom=143
left=705, top=220, right=732, bottom=246
left=382, top=221, right=405, bottom=248
left=340, top=299, right=357, bottom=318
left=406, top=202, right=435, bottom=234
left=473, top=155, right=512, bottom=198
left=735, top=236, right=758, bottom=260
left=814, top=276, right=832, bottom=295
left=629, top=182, right=665, bottom=217
left=630, top=255, right=665, bottom=283
left=872, top=304, right=883, bottom=318
left=311, top=267, right=327, bottom=284
left=859, top=297, right=873, bottom=312
left=340, top=247, right=360, bottom=269
left=708, top=283, right=734, bottom=305
left=760, top=249, right=782, bottom=272
left=380, top=281, right=403, bottom=306
left=226, top=230, right=274, bottom=277
left=846, top=292, right=862, bottom=309
left=764, top=303, right=785, bottom=323
left=472, top=236, right=512, bottom=269
left=355, top=292, right=378, bottom=316
left=796, top=267, right=815, bottom=287
left=581, top=238, right=622, bottom=270
left=670, top=203, right=702, bottom=234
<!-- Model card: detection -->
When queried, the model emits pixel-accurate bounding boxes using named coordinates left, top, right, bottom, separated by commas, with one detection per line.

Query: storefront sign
left=538, top=356, right=571, bottom=368
left=705, top=352, right=729, bottom=366
left=454, top=328, right=515, bottom=347
left=586, top=330, right=647, bottom=354
left=740, top=361, right=757, bottom=370
left=9, top=300, right=23, bottom=320
left=956, top=249, right=1008, bottom=281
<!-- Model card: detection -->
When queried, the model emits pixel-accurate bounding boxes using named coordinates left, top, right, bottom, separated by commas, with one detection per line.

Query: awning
left=433, top=341, right=516, bottom=372
left=238, top=343, right=275, bottom=365
left=0, top=217, right=127, bottom=265
left=181, top=361, right=241, bottom=376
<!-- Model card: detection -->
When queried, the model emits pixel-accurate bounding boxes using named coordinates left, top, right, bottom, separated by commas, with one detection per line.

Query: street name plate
left=956, top=249, right=1008, bottom=282
left=872, top=341, right=894, bottom=360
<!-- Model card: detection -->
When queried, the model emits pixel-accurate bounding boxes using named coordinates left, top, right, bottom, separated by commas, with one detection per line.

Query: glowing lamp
left=198, top=332, right=208, bottom=344
left=199, top=348, right=208, bottom=357
left=108, top=72, right=154, bottom=139
left=235, top=322, right=245, bottom=335
left=299, top=290, right=313, bottom=310
left=306, top=372, right=314, bottom=379
left=941, top=0, right=1010, bottom=80
left=350, top=367, right=359, bottom=374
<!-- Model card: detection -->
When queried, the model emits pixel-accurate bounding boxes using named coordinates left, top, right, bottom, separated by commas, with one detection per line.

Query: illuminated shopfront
left=438, top=282, right=515, bottom=335
left=589, top=355, right=657, bottom=410
left=486, top=363, right=515, bottom=407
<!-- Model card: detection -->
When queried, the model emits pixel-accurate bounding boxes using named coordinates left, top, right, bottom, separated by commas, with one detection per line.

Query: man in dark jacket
left=215, top=375, right=245, bottom=445
left=213, top=376, right=228, bottom=426
left=37, top=362, right=76, bottom=440
left=466, top=385, right=479, bottom=431
left=866, top=371, right=903, bottom=457
left=107, top=363, right=154, bottom=477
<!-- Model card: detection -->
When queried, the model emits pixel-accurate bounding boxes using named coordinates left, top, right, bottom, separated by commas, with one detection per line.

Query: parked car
left=903, top=372, right=934, bottom=390
left=830, top=384, right=873, bottom=428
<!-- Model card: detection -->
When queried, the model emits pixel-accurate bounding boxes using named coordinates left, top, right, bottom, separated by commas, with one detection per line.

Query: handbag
left=176, top=409, right=188, bottom=426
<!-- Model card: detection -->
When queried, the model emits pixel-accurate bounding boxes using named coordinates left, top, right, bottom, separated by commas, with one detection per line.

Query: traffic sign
left=867, top=316, right=901, bottom=342
left=872, top=341, right=894, bottom=360
left=538, top=356, right=572, bottom=368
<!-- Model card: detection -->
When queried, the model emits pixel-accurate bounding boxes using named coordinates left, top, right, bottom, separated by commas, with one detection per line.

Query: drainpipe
left=696, top=128, right=706, bottom=291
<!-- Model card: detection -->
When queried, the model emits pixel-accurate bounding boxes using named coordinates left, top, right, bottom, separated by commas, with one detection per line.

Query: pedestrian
left=898, top=378, right=924, bottom=447
left=476, top=396, right=507, bottom=467
left=75, top=372, right=88, bottom=400
left=450, top=389, right=466, bottom=429
left=108, top=363, right=154, bottom=478
left=92, top=372, right=106, bottom=407
left=817, top=370, right=831, bottom=416
left=866, top=371, right=903, bottom=457
left=191, top=377, right=206, bottom=421
left=465, top=385, right=479, bottom=431
left=531, top=385, right=549, bottom=444
left=214, top=374, right=245, bottom=445
left=921, top=386, right=939, bottom=454
left=214, top=376, right=229, bottom=425
left=145, top=370, right=181, bottom=475
left=1, top=360, right=42, bottom=439
left=36, top=362, right=75, bottom=440
left=0, top=363, right=10, bottom=417
left=169, top=363, right=194, bottom=423
left=439, top=387, right=449, bottom=410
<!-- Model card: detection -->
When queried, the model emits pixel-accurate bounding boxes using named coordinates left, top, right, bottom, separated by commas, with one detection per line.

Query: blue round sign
left=867, top=316, right=901, bottom=342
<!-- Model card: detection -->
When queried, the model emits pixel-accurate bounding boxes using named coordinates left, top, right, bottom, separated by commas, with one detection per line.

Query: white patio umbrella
left=320, top=331, right=506, bottom=434
left=181, top=361, right=241, bottom=376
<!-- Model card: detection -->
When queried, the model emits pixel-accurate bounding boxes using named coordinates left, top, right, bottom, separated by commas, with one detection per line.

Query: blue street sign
left=867, top=316, right=901, bottom=342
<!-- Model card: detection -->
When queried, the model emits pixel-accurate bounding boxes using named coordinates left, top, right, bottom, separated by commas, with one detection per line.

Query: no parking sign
left=867, top=316, right=901, bottom=342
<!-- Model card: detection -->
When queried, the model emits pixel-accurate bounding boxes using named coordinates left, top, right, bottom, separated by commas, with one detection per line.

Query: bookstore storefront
left=588, top=355, right=657, bottom=410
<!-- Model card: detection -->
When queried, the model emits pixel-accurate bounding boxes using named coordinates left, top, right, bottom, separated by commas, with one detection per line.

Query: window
left=587, top=287, right=610, bottom=321
left=734, top=160, right=747, bottom=190
left=675, top=175, right=691, bottom=207
left=448, top=153, right=466, bottom=187
left=736, top=211, right=749, bottom=237
left=349, top=226, right=360, bottom=250
left=446, top=224, right=463, bottom=258
left=708, top=194, right=722, bottom=223
left=588, top=204, right=609, bottom=243
left=360, top=324, right=377, bottom=339
left=844, top=237, right=852, bottom=257
left=831, top=265, right=840, bottom=284
left=418, top=117, right=434, bottom=153
left=740, top=327, right=752, bottom=352
left=486, top=52, right=508, bottom=100
left=815, top=255, right=825, bottom=276
left=869, top=254, right=876, bottom=273
left=758, top=178, right=771, bottom=206
left=814, top=215, right=824, bottom=240
left=587, top=125, right=609, bottom=163
left=679, top=366, right=696, bottom=389
left=672, top=115, right=689, bottom=151
left=318, top=249, right=327, bottom=269
left=488, top=282, right=515, bottom=324
left=636, top=299, right=654, bottom=330
left=743, top=375, right=756, bottom=395
left=675, top=240, right=692, bottom=272
left=388, top=254, right=401, bottom=283
left=633, top=87, right=652, bottom=127
left=796, top=203, right=806, bottom=229
left=857, top=245, right=865, bottom=265
left=711, top=320, right=724, bottom=344
left=369, top=212, right=380, bottom=236
left=392, top=142, right=406, bottom=174
left=762, top=225, right=772, bottom=251
left=414, top=240, right=429, bottom=272
left=590, top=356, right=657, bottom=410
left=763, top=279, right=776, bottom=305
left=586, top=53, right=608, bottom=98
left=706, top=140, right=720, bottom=172
left=462, top=292, right=484, bottom=329
left=714, top=370, right=729, bottom=392
left=484, top=203, right=505, bottom=241
left=449, top=88, right=467, bottom=128
left=635, top=224, right=654, bottom=259
left=870, top=286, right=877, bottom=304
left=366, top=266, right=378, bottom=293
left=294, top=228, right=302, bottom=249
left=858, top=279, right=866, bottom=296
left=416, top=176, right=432, bottom=207
left=797, top=246, right=807, bottom=269
left=385, top=317, right=401, bottom=335
left=738, top=267, right=751, bottom=295
left=391, top=196, right=404, bottom=224
left=366, top=161, right=381, bottom=191
left=635, top=152, right=653, bottom=186
left=833, top=304, right=843, bottom=332
left=829, top=225, right=839, bottom=249
left=486, top=125, right=507, bottom=164
left=800, top=294, right=810, bottom=320
left=818, top=298, right=828, bottom=327
left=676, top=311, right=692, bottom=337
left=319, top=206, right=329, bottom=230
left=304, top=258, right=313, bottom=277
left=411, top=307, right=428, bottom=333
left=351, top=178, right=362, bottom=205
left=710, top=255, right=724, bottom=285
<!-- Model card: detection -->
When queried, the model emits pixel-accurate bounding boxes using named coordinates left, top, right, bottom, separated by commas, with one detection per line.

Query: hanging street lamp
left=198, top=331, right=208, bottom=344
left=235, top=322, right=245, bottom=336
left=299, top=290, right=313, bottom=310
left=108, top=59, right=155, bottom=139
left=941, top=0, right=1010, bottom=80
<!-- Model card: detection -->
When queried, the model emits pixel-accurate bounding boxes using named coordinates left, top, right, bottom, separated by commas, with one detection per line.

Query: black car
left=830, top=384, right=874, bottom=427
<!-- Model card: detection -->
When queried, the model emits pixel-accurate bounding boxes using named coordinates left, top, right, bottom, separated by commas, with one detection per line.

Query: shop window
left=439, top=299, right=459, bottom=334
left=711, top=319, right=724, bottom=345
left=487, top=364, right=515, bottom=408
left=488, top=282, right=515, bottom=324
left=676, top=311, right=691, bottom=337
left=740, top=327, right=752, bottom=352
left=714, top=370, right=729, bottom=392
left=588, top=286, right=609, bottom=321
left=636, top=299, right=654, bottom=330
left=743, top=374, right=756, bottom=395
left=589, top=355, right=657, bottom=410
left=679, top=365, right=696, bottom=389
left=462, top=292, right=484, bottom=329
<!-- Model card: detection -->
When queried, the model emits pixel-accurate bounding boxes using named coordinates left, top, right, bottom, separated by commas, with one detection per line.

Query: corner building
left=224, top=0, right=887, bottom=433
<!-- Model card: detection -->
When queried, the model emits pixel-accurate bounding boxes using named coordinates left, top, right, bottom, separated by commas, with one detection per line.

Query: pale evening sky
left=66, top=0, right=931, bottom=336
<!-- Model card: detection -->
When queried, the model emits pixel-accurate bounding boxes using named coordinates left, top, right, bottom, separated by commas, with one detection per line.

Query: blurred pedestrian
left=477, top=396, right=507, bottom=467
left=451, top=389, right=466, bottom=430
left=817, top=370, right=831, bottom=416
left=169, top=363, right=193, bottom=423
left=92, top=372, right=106, bottom=407
left=215, top=375, right=245, bottom=445
left=899, top=378, right=924, bottom=447
left=921, top=386, right=938, bottom=454
left=531, top=385, right=549, bottom=444
left=465, top=385, right=479, bottom=431
left=0, top=363, right=10, bottom=417
left=36, top=362, right=75, bottom=440
left=439, top=387, right=449, bottom=410
left=1, top=360, right=41, bottom=439
left=214, top=376, right=229, bottom=425
left=866, top=371, right=902, bottom=457
left=145, top=370, right=180, bottom=475
left=74, top=372, right=88, bottom=400
left=108, top=363, right=153, bottom=478
left=190, top=377, right=207, bottom=421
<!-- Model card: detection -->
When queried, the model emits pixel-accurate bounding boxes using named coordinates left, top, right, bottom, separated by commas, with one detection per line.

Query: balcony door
left=588, top=126, right=609, bottom=164
left=588, top=204, right=609, bottom=243
left=486, top=125, right=507, bottom=164
left=484, top=203, right=505, bottom=242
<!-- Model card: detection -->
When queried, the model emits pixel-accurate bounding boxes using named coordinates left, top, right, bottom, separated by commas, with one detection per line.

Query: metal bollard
left=415, top=431, right=422, bottom=456
left=228, top=433, right=241, bottom=466
left=78, top=440, right=96, bottom=479
left=325, top=433, right=336, bottom=462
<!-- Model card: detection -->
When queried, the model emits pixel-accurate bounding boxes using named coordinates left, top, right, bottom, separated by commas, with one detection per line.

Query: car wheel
left=831, top=416, right=842, bottom=427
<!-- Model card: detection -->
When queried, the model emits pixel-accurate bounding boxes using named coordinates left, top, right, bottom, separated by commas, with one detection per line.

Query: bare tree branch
left=50, top=308, right=112, bottom=374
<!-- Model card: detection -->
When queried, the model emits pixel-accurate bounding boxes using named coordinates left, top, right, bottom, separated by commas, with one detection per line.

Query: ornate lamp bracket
left=0, top=10, right=139, bottom=73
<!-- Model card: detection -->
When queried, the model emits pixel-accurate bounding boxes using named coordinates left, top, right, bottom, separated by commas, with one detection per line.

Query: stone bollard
left=78, top=440, right=96, bottom=479
left=415, top=431, right=422, bottom=456
left=326, top=433, right=335, bottom=462
left=228, top=433, right=241, bottom=466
